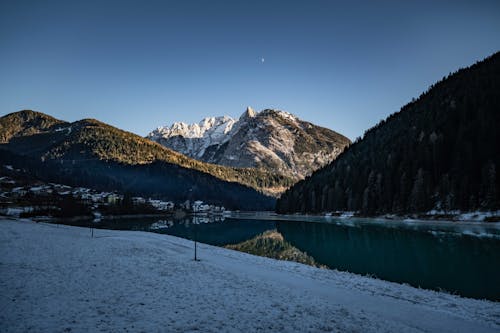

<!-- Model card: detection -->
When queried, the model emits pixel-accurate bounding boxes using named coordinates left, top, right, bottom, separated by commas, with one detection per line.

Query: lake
left=54, top=214, right=500, bottom=301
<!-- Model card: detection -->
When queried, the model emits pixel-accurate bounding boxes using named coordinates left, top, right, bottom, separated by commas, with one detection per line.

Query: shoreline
left=225, top=211, right=500, bottom=226
left=6, top=206, right=499, bottom=225
left=1, top=217, right=498, bottom=332
left=9, top=209, right=500, bottom=230
left=14, top=210, right=228, bottom=223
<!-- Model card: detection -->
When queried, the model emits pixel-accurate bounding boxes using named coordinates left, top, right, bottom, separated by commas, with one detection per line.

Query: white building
left=192, top=200, right=210, bottom=213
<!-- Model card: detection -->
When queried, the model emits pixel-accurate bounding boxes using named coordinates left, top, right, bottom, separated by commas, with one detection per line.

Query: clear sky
left=1, top=0, right=499, bottom=140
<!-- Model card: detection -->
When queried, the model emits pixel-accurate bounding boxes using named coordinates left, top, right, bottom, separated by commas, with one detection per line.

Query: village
left=0, top=165, right=226, bottom=218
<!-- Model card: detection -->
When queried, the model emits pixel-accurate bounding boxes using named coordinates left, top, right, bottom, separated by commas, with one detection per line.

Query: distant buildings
left=192, top=200, right=225, bottom=215
left=148, top=199, right=174, bottom=211
left=0, top=173, right=224, bottom=216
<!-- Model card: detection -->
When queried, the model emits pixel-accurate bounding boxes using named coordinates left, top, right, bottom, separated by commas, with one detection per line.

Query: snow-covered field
left=1, top=218, right=499, bottom=332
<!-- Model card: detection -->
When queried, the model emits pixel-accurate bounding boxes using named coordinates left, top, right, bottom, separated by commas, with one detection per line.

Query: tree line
left=277, top=52, right=500, bottom=215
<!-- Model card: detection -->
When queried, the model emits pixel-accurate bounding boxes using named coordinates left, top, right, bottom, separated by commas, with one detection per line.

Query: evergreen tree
left=277, top=52, right=500, bottom=215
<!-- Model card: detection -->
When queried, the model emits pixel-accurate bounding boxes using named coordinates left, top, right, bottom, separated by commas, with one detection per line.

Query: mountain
left=148, top=107, right=351, bottom=179
left=0, top=111, right=292, bottom=209
left=0, top=110, right=64, bottom=143
left=226, top=230, right=321, bottom=267
left=277, top=52, right=500, bottom=215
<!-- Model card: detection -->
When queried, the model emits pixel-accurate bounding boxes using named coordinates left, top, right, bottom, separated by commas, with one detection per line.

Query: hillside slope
left=277, top=52, right=500, bottom=214
left=0, top=111, right=293, bottom=195
left=2, top=219, right=498, bottom=332
left=0, top=111, right=287, bottom=209
left=0, top=110, right=64, bottom=143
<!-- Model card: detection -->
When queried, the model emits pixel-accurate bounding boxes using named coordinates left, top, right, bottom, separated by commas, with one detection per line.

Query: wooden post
left=193, top=219, right=199, bottom=261
left=194, top=238, right=197, bottom=261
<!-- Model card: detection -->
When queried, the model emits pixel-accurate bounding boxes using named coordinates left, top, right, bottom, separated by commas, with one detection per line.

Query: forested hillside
left=0, top=111, right=291, bottom=209
left=277, top=52, right=500, bottom=214
left=0, top=149, right=274, bottom=210
left=0, top=111, right=293, bottom=196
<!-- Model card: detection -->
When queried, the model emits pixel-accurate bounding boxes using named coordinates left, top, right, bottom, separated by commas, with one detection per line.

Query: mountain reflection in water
left=53, top=215, right=500, bottom=301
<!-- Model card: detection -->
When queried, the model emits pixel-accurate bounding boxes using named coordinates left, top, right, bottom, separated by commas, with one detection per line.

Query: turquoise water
left=276, top=218, right=500, bottom=301
left=56, top=215, right=500, bottom=301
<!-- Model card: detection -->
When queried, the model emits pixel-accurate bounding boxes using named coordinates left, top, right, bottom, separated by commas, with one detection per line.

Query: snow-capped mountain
left=147, top=107, right=351, bottom=178
left=148, top=115, right=237, bottom=159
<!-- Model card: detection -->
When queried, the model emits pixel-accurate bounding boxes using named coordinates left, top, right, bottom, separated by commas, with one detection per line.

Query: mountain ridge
left=148, top=107, right=351, bottom=179
left=0, top=111, right=296, bottom=209
left=0, top=111, right=294, bottom=190
left=0, top=110, right=65, bottom=143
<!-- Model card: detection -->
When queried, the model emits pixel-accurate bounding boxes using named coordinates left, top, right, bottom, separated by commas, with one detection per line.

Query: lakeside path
left=1, top=218, right=499, bottom=332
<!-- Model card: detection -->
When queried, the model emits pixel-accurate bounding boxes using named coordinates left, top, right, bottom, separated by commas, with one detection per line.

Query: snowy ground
left=1, top=218, right=499, bottom=333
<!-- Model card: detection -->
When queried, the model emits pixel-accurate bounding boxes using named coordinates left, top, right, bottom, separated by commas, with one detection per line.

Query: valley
left=1, top=5, right=499, bottom=330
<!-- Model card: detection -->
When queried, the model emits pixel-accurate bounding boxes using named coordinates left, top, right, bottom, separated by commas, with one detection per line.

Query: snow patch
left=1, top=219, right=498, bottom=332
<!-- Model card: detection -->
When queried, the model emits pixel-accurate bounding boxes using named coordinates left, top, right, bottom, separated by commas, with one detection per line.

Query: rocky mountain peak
left=240, top=106, right=256, bottom=120
left=147, top=107, right=351, bottom=179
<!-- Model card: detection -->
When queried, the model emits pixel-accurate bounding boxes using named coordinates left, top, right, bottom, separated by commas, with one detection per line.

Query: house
left=132, top=197, right=146, bottom=204
left=192, top=200, right=210, bottom=213
left=106, top=193, right=122, bottom=204
left=29, top=186, right=51, bottom=195
left=11, top=187, right=27, bottom=197
left=148, top=199, right=174, bottom=211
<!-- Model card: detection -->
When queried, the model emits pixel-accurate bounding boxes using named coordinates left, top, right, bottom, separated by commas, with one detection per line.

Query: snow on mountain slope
left=147, top=107, right=351, bottom=178
left=149, top=115, right=236, bottom=159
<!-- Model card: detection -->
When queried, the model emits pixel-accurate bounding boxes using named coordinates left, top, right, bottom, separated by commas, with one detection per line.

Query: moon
left=261, top=57, right=265, bottom=63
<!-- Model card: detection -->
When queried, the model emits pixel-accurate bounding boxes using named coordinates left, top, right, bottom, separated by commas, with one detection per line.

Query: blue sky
left=1, top=0, right=499, bottom=140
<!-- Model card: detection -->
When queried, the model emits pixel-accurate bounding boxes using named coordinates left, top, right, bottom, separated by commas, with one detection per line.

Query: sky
left=1, top=0, right=499, bottom=140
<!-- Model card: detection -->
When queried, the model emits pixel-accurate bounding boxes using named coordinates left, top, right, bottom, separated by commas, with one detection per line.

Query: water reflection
left=55, top=215, right=500, bottom=300
left=89, top=215, right=275, bottom=247
left=149, top=215, right=227, bottom=231
left=276, top=219, right=500, bottom=301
